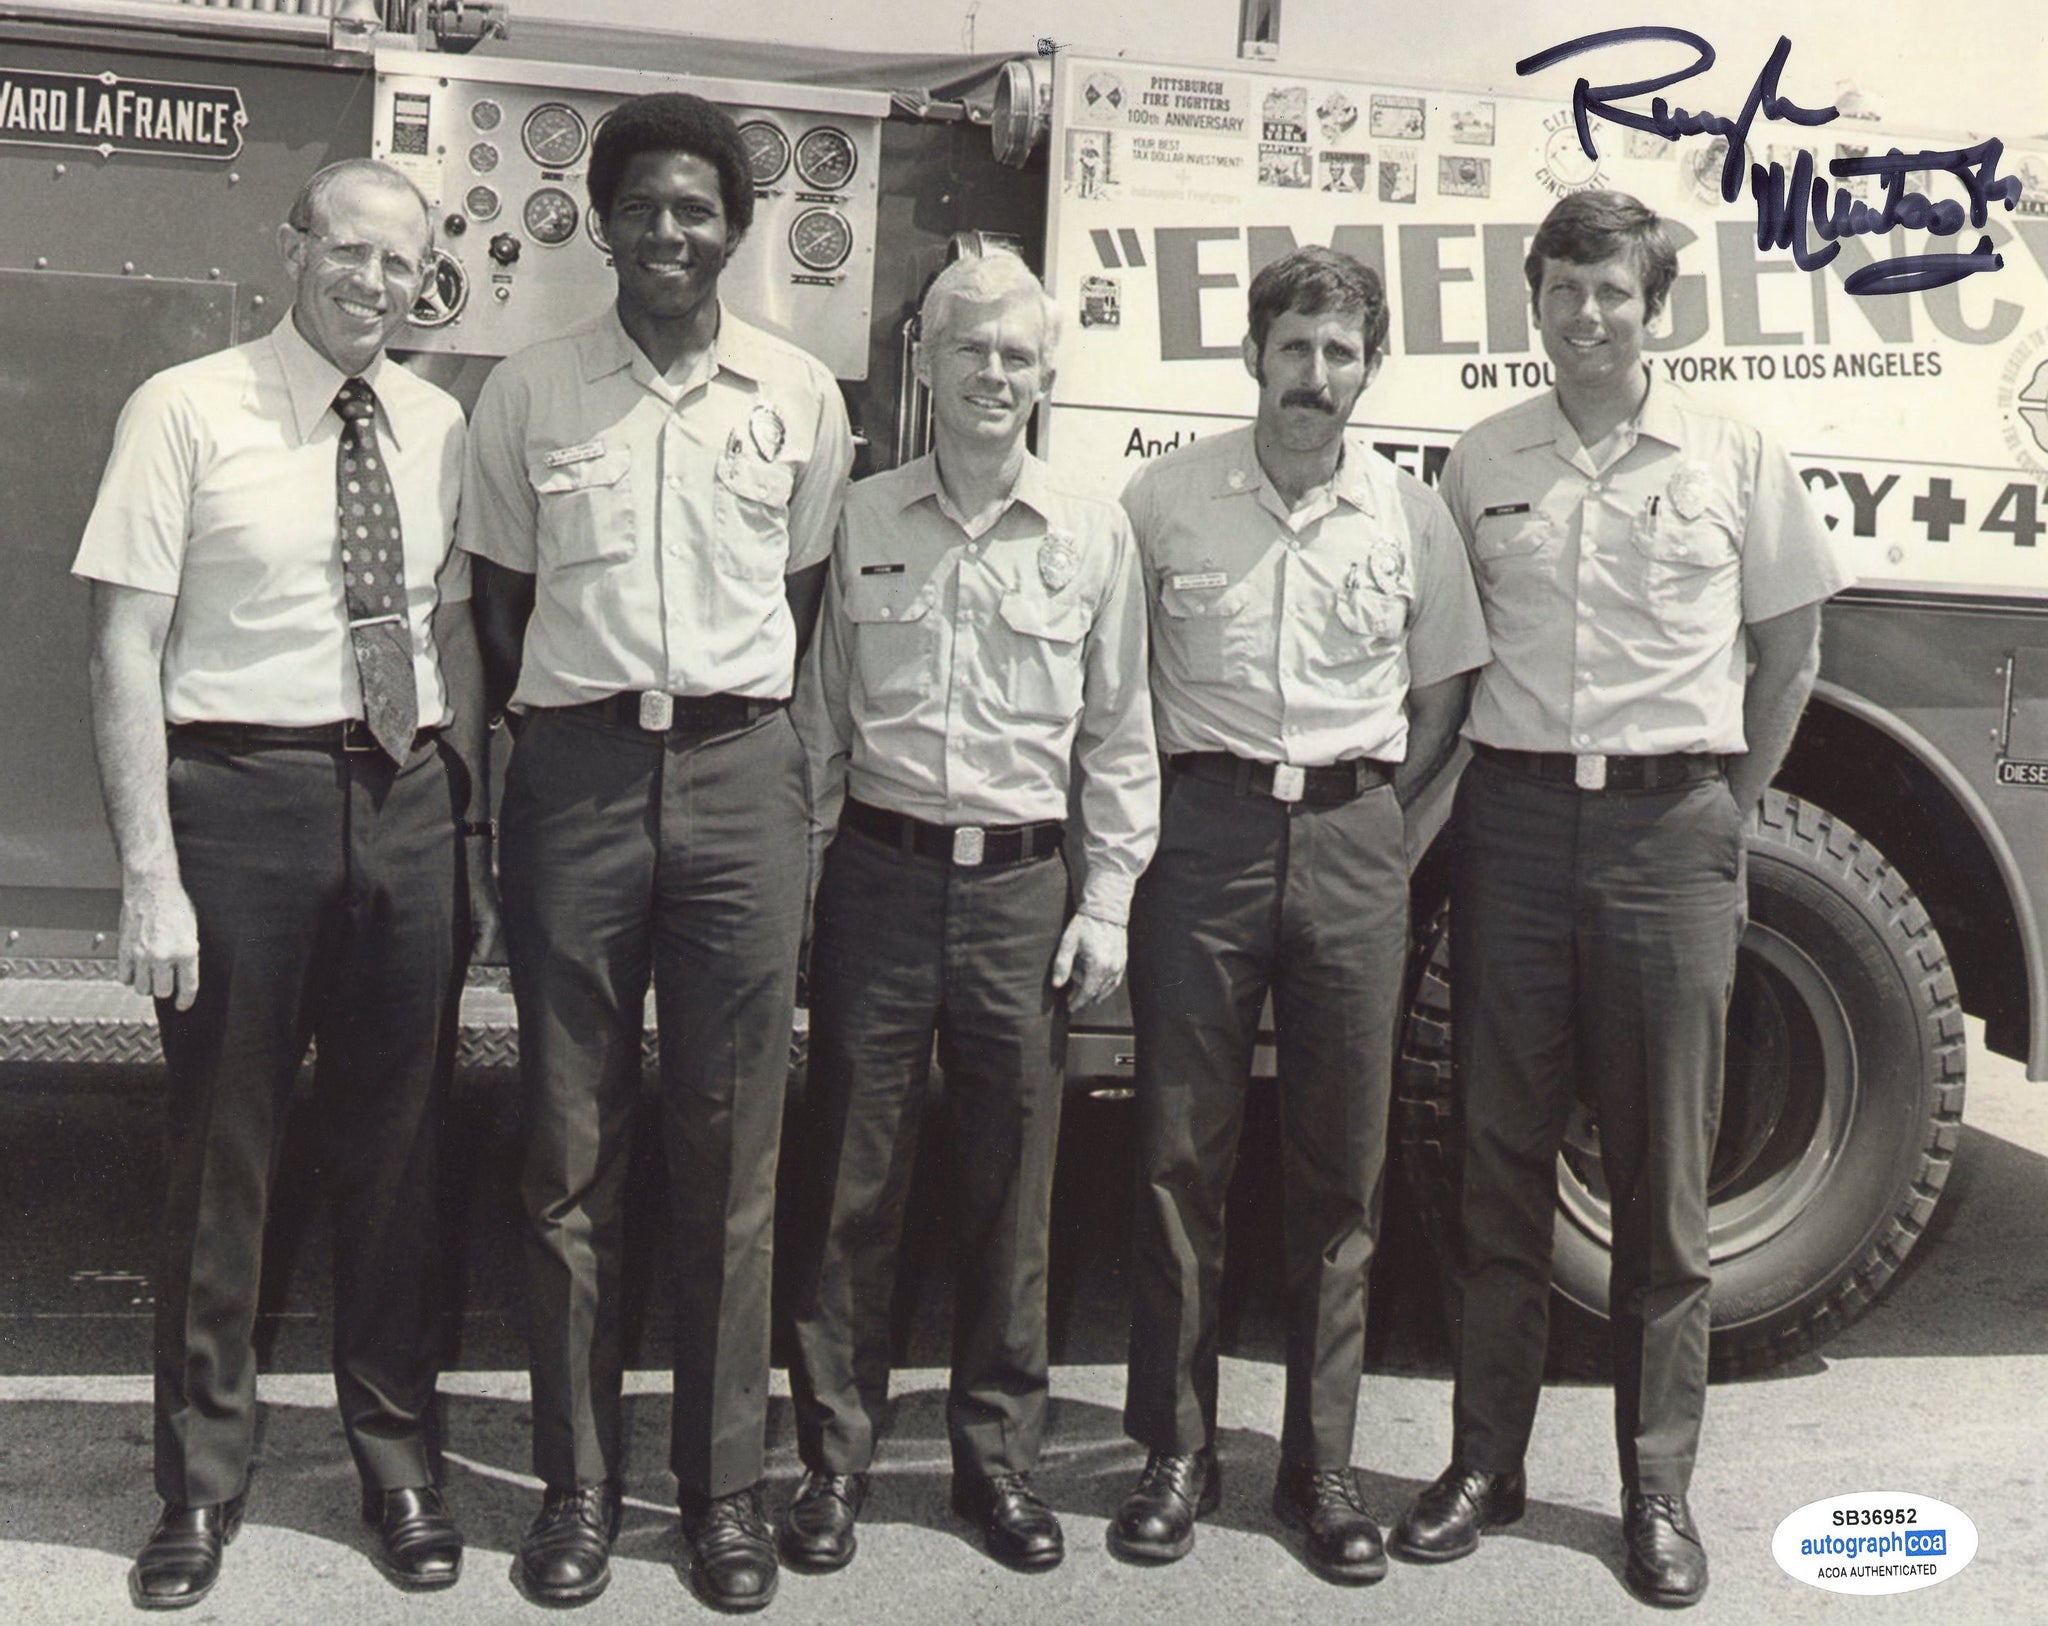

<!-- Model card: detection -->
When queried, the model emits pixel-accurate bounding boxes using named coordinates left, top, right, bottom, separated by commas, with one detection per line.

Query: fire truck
left=4, top=0, right=2044, bottom=1378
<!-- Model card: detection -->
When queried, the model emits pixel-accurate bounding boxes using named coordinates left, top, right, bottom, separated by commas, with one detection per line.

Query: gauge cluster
left=371, top=54, right=884, bottom=379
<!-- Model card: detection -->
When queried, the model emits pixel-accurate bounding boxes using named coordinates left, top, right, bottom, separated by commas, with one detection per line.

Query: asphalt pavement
left=2, top=1023, right=2044, bottom=1624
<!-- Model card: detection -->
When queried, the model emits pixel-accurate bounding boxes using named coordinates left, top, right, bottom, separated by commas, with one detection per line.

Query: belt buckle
left=1271, top=763, right=1306, bottom=803
left=1574, top=753, right=1607, bottom=791
left=952, top=826, right=986, bottom=867
left=638, top=691, right=674, bottom=731
left=341, top=721, right=377, bottom=753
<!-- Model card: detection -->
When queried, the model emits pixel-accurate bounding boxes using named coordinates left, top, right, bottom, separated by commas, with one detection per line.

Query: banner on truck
left=1043, top=52, right=2048, bottom=599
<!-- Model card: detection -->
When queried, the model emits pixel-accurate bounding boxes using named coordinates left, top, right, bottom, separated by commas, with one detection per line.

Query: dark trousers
left=787, top=826, right=1069, bottom=1482
left=1448, top=752, right=1743, bottom=1496
left=499, top=705, right=806, bottom=1501
left=154, top=733, right=464, bottom=1506
left=1124, top=770, right=1407, bottom=1469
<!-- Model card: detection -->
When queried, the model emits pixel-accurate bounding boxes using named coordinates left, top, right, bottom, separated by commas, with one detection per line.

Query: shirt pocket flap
left=999, top=592, right=1088, bottom=644
left=1472, top=514, right=1551, bottom=563
left=1633, top=514, right=1738, bottom=568
left=1158, top=577, right=1253, bottom=620
left=717, top=455, right=796, bottom=508
left=528, top=445, right=631, bottom=496
left=844, top=573, right=932, bottom=626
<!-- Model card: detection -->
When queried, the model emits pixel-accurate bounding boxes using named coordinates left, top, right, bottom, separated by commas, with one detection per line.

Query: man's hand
left=119, top=870, right=199, bottom=1010
left=466, top=840, right=505, bottom=964
left=1052, top=911, right=1127, bottom=1008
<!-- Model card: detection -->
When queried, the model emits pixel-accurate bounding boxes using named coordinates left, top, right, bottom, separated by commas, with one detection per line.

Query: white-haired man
left=784, top=251, right=1158, bottom=1574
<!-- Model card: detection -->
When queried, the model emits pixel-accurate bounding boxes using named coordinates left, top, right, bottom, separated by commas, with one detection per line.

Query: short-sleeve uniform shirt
left=793, top=452, right=1158, bottom=924
left=1442, top=378, right=1852, bottom=755
left=459, top=304, right=853, bottom=708
left=72, top=313, right=468, bottom=726
left=1122, top=424, right=1490, bottom=767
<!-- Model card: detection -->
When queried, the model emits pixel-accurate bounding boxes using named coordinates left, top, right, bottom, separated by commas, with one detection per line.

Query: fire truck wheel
left=1395, top=789, right=1967, bottom=1377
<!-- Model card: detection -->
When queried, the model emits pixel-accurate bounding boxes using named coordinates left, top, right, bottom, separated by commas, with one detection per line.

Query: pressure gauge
left=465, top=184, right=501, bottom=222
left=789, top=207, right=853, bottom=272
left=522, top=186, right=581, bottom=246
left=470, top=98, right=502, bottom=133
left=794, top=126, right=857, bottom=191
left=410, top=249, right=468, bottom=329
left=521, top=102, right=588, bottom=170
left=468, top=142, right=498, bottom=175
left=738, top=120, right=792, bottom=187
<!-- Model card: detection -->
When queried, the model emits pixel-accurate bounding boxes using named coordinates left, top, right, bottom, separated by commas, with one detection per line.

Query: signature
left=1516, top=26, right=2023, bottom=295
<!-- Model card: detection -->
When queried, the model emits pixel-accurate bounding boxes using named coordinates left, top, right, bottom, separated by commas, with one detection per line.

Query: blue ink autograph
left=1516, top=26, right=2024, bottom=295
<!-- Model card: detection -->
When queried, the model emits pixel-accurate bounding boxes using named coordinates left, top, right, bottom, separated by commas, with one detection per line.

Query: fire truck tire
left=1395, top=789, right=1967, bottom=1377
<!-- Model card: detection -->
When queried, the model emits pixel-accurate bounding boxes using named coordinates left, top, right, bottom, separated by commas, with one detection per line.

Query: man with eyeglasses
left=465, top=92, right=853, bottom=1612
left=75, top=158, right=488, bottom=1609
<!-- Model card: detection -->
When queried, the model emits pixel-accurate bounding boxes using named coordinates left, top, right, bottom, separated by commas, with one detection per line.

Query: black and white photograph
left=2, top=2, right=2044, bottom=1624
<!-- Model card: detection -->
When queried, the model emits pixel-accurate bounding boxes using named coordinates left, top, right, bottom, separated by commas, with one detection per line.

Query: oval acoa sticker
left=1773, top=1491, right=1977, bottom=1595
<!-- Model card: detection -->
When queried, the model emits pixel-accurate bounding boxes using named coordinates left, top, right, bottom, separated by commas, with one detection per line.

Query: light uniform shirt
left=794, top=452, right=1159, bottom=926
left=1443, top=377, right=1852, bottom=756
left=72, top=312, right=467, bottom=727
left=459, top=303, right=853, bottom=708
left=1122, top=424, right=1489, bottom=767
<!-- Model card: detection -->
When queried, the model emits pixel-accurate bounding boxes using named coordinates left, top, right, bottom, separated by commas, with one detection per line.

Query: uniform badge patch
left=1667, top=462, right=1712, bottom=522
left=1038, top=532, right=1079, bottom=593
left=749, top=403, right=787, bottom=462
left=1367, top=536, right=1409, bottom=594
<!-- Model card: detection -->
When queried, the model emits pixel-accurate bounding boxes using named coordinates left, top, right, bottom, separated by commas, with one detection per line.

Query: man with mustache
left=463, top=92, right=853, bottom=1611
left=1112, top=246, right=1488, bottom=1583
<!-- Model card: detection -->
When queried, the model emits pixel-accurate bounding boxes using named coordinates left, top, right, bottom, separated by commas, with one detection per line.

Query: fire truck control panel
left=372, top=50, right=886, bottom=378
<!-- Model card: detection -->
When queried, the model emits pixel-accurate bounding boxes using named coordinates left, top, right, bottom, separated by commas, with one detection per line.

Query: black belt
left=561, top=692, right=787, bottom=734
left=1472, top=742, right=1725, bottom=793
left=1168, top=751, right=1392, bottom=806
left=842, top=798, right=1064, bottom=868
left=170, top=720, right=442, bottom=755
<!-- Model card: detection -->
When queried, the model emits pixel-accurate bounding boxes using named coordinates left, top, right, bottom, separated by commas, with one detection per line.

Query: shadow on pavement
left=1, top=1384, right=1626, bottom=1590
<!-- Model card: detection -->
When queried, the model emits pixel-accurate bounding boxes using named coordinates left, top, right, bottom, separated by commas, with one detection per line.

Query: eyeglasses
left=296, top=229, right=426, bottom=288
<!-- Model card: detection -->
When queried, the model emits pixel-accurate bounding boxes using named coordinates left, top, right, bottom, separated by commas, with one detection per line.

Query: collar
left=1631, top=372, right=1686, bottom=450
left=1213, top=424, right=1379, bottom=518
left=583, top=301, right=774, bottom=390
left=270, top=310, right=410, bottom=450
left=895, top=449, right=1056, bottom=527
left=1519, top=367, right=1678, bottom=459
left=1328, top=435, right=1381, bottom=515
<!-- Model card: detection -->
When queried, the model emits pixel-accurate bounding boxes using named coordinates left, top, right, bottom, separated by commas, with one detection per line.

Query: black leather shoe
left=1389, top=1462, right=1526, bottom=1562
left=951, top=1472, right=1064, bottom=1572
left=517, top=1483, right=620, bottom=1607
left=362, top=1484, right=463, bottom=1590
left=129, top=1494, right=246, bottom=1610
left=1623, top=1491, right=1709, bottom=1608
left=681, top=1484, right=779, bottom=1612
left=779, top=1469, right=868, bottom=1573
left=1271, top=1461, right=1387, bottom=1585
left=1108, top=1449, right=1220, bottom=1563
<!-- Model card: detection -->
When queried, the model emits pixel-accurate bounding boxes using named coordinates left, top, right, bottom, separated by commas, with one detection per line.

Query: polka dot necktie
left=333, top=378, right=418, bottom=764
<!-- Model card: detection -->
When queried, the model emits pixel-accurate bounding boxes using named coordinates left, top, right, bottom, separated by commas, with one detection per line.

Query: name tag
left=544, top=440, right=606, bottom=469
left=1481, top=501, right=1531, bottom=518
left=860, top=562, right=907, bottom=576
left=1170, top=571, right=1229, bottom=591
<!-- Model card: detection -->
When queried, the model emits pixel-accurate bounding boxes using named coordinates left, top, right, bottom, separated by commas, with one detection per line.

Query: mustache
left=1280, top=388, right=1337, bottom=412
